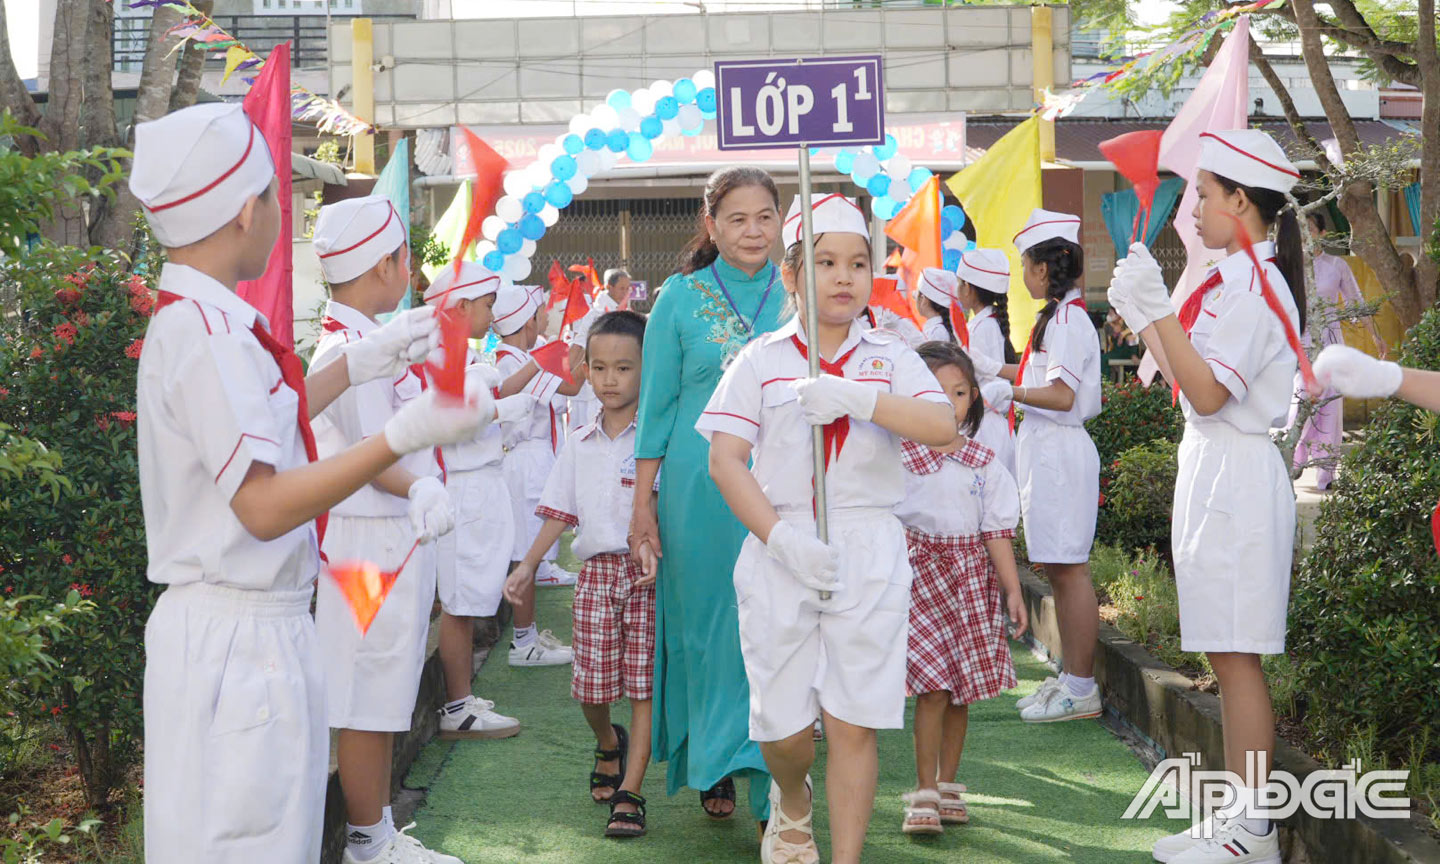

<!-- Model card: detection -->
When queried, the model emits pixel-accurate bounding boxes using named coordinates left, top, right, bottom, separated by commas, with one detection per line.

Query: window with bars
left=532, top=197, right=705, bottom=291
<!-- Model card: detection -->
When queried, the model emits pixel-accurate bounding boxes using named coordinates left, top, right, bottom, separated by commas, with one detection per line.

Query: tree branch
left=1413, top=0, right=1439, bottom=309
left=81, top=0, right=117, bottom=150
left=1262, top=3, right=1420, bottom=86
left=0, top=0, right=41, bottom=152
left=1250, top=43, right=1331, bottom=171
left=134, top=3, right=189, bottom=125
left=169, top=1, right=212, bottom=113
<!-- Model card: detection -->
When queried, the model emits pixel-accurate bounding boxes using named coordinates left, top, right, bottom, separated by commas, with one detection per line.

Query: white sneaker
left=1152, top=815, right=1218, bottom=862
left=1016, top=676, right=1060, bottom=711
left=534, top=562, right=577, bottom=587
left=437, top=695, right=520, bottom=740
left=1019, top=683, right=1102, bottom=723
left=1168, top=817, right=1279, bottom=863
left=344, top=825, right=465, bottom=864
left=509, top=633, right=573, bottom=667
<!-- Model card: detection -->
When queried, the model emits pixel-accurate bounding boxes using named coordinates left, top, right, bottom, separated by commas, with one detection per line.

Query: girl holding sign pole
left=1107, top=129, right=1306, bottom=864
left=700, top=194, right=955, bottom=864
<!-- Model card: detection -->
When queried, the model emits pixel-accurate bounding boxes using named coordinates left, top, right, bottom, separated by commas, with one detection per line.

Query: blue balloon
left=519, top=213, right=546, bottom=241
left=870, top=196, right=891, bottom=219
left=943, top=249, right=962, bottom=271
left=640, top=116, right=663, bottom=140
left=606, top=88, right=631, bottom=110
left=655, top=96, right=679, bottom=121
left=562, top=134, right=584, bottom=155
left=496, top=227, right=523, bottom=255
left=954, top=207, right=967, bottom=229
left=483, top=250, right=506, bottom=271
left=907, top=166, right=934, bottom=189
left=627, top=132, right=654, bottom=162
left=544, top=180, right=573, bottom=208
left=834, top=150, right=855, bottom=174
left=940, top=212, right=959, bottom=238
left=850, top=167, right=874, bottom=189
left=941, top=204, right=965, bottom=230
left=873, top=133, right=899, bottom=161
left=584, top=128, right=607, bottom=150
left=673, top=78, right=697, bottom=103
left=682, top=123, right=702, bottom=138
left=606, top=128, right=629, bottom=153
left=965, top=239, right=977, bottom=252
left=551, top=154, right=577, bottom=181
left=866, top=174, right=891, bottom=197
left=696, top=87, right=717, bottom=113
left=522, top=191, right=546, bottom=214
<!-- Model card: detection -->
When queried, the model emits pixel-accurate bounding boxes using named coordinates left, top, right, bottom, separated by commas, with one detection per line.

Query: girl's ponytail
left=1273, top=207, right=1306, bottom=332
left=975, top=285, right=1019, bottom=364
left=1025, top=238, right=1084, bottom=351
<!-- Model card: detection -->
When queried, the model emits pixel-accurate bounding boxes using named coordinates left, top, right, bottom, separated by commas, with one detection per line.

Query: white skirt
left=1173, top=422, right=1294, bottom=654
left=437, top=465, right=515, bottom=617
left=733, top=509, right=913, bottom=742
left=316, top=514, right=436, bottom=731
left=1016, top=416, right=1099, bottom=565
left=503, top=439, right=558, bottom=562
left=144, top=582, right=326, bottom=864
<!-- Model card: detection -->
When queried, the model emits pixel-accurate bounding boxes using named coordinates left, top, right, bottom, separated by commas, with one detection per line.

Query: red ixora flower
left=67, top=581, right=93, bottom=598
left=130, top=292, right=154, bottom=316
left=54, top=288, right=82, bottom=305
left=95, top=414, right=111, bottom=431
left=62, top=554, right=73, bottom=565
left=126, top=274, right=148, bottom=295
left=0, top=387, right=8, bottom=398
left=125, top=338, right=144, bottom=359
left=29, top=346, right=43, bottom=359
left=53, top=322, right=77, bottom=344
left=111, top=411, right=136, bottom=428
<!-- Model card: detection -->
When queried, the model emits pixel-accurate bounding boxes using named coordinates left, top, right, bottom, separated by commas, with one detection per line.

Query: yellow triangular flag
left=422, top=181, right=473, bottom=282
left=221, top=45, right=252, bottom=85
left=946, top=116, right=1045, bottom=352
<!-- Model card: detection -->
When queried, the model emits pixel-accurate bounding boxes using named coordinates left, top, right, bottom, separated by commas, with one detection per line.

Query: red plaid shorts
left=904, top=527, right=1018, bottom=705
left=571, top=553, right=656, bottom=705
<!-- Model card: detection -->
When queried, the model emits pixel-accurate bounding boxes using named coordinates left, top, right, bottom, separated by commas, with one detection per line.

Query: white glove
left=980, top=377, right=1013, bottom=413
left=1116, top=242, right=1174, bottom=330
left=343, top=307, right=440, bottom=385
left=1106, top=263, right=1148, bottom=338
left=968, top=349, right=1003, bottom=381
left=406, top=476, right=454, bottom=544
left=765, top=521, right=841, bottom=593
left=383, top=388, right=494, bottom=455
left=495, top=392, right=539, bottom=425
left=1313, top=345, right=1403, bottom=399
left=790, top=375, right=878, bottom=425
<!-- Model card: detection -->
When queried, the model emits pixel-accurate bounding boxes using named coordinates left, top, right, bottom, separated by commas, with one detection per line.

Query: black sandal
left=604, top=789, right=647, bottom=838
left=589, top=723, right=628, bottom=803
left=700, top=777, right=736, bottom=819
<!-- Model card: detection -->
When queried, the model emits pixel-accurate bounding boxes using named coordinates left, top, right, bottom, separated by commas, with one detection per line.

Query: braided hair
left=915, top=291, right=955, bottom=343
left=966, top=282, right=1018, bottom=364
left=1025, top=238, right=1084, bottom=351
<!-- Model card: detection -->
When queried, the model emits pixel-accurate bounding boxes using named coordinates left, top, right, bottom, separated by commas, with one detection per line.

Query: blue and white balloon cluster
left=474, top=70, right=719, bottom=281
left=825, top=134, right=935, bottom=222
left=939, top=204, right=976, bottom=271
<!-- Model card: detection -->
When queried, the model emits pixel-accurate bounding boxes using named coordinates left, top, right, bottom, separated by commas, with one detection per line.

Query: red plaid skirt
left=904, top=528, right=1017, bottom=705
left=571, top=553, right=656, bottom=705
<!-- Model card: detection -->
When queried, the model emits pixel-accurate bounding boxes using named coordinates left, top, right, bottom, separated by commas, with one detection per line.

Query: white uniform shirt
left=922, top=316, right=949, bottom=344
left=870, top=307, right=925, bottom=348
left=494, top=344, right=565, bottom=452
left=1184, top=241, right=1300, bottom=433
left=137, top=263, right=319, bottom=590
left=535, top=413, right=658, bottom=561
left=440, top=349, right=506, bottom=472
left=968, top=306, right=1007, bottom=366
left=697, top=317, right=950, bottom=518
left=311, top=301, right=434, bottom=517
left=895, top=439, right=1021, bottom=539
left=1019, top=288, right=1102, bottom=426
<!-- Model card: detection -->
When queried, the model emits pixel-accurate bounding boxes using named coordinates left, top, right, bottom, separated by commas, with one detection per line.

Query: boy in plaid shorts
left=505, top=310, right=657, bottom=839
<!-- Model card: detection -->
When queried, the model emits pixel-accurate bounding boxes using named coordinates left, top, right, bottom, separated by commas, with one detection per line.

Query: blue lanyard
left=709, top=262, right=777, bottom=335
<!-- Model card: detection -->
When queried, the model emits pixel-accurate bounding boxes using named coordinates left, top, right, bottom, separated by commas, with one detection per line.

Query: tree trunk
left=1291, top=0, right=1421, bottom=328
left=80, top=0, right=116, bottom=150
left=1414, top=0, right=1440, bottom=310
left=0, top=1, right=42, bottom=154
left=169, top=0, right=212, bottom=113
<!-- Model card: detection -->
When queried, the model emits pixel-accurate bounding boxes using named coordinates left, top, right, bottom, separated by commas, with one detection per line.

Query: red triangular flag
left=423, top=308, right=469, bottom=399
left=530, top=338, right=574, bottom=385
left=1099, top=130, right=1164, bottom=245
left=454, top=128, right=509, bottom=273
left=568, top=258, right=601, bottom=295
left=562, top=276, right=591, bottom=330
left=546, top=260, right=568, bottom=308
left=326, top=539, right=419, bottom=635
left=870, top=275, right=924, bottom=328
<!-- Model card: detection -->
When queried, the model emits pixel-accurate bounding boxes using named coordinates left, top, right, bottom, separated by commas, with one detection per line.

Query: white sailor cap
left=1197, top=129, right=1301, bottom=194
left=492, top=282, right=541, bottom=336
left=782, top=193, right=869, bottom=248
left=313, top=195, right=406, bottom=284
left=424, top=261, right=503, bottom=309
left=957, top=247, right=1011, bottom=294
left=1013, top=208, right=1081, bottom=256
left=129, top=103, right=276, bottom=248
left=916, top=267, right=959, bottom=310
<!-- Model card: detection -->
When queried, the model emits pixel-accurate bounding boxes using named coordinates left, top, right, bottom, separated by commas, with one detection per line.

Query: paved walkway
left=404, top=581, right=1178, bottom=863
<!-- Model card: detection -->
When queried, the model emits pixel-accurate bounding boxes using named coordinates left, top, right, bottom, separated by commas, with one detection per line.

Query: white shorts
left=144, top=582, right=326, bottom=864
left=503, top=439, right=558, bottom=562
left=1174, top=422, right=1294, bottom=654
left=1016, top=416, right=1099, bottom=565
left=733, top=509, right=913, bottom=742
left=317, top=514, right=435, bottom=731
left=437, top=466, right=515, bottom=617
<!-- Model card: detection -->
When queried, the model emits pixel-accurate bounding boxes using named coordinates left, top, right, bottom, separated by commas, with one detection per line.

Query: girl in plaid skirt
left=895, top=342, right=1028, bottom=835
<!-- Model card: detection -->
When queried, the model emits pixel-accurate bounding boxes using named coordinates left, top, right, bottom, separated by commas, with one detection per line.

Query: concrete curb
left=1018, top=567, right=1440, bottom=864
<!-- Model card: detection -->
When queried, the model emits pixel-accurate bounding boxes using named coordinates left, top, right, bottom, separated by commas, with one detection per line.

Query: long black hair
left=915, top=291, right=956, bottom=343
left=1025, top=237, right=1084, bottom=351
left=917, top=341, right=985, bottom=438
left=965, top=282, right=1018, bottom=364
left=1212, top=174, right=1307, bottom=332
left=678, top=167, right=781, bottom=275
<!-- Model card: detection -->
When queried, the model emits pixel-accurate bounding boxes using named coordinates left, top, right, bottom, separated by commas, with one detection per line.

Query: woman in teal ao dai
left=629, top=168, right=786, bottom=823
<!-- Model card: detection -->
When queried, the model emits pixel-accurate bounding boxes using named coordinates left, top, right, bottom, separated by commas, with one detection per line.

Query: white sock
left=1224, top=784, right=1270, bottom=836
left=382, top=805, right=394, bottom=830
left=1061, top=673, right=1096, bottom=697
left=513, top=624, right=537, bottom=648
left=345, top=817, right=394, bottom=862
left=444, top=697, right=469, bottom=715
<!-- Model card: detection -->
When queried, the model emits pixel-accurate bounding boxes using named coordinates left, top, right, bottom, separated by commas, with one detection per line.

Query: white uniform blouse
left=535, top=414, right=660, bottom=561
left=896, top=439, right=1021, bottom=539
left=1019, top=288, right=1102, bottom=426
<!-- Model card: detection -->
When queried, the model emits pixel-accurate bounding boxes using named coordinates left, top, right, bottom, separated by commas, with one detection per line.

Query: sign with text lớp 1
left=714, top=56, right=885, bottom=151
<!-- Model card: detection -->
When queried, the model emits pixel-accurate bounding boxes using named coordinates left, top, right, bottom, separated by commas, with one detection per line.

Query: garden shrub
left=1292, top=306, right=1440, bottom=778
left=1097, top=438, right=1179, bottom=558
left=1086, top=377, right=1185, bottom=498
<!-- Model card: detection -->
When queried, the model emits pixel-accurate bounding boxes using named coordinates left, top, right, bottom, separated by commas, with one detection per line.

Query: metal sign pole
left=797, top=145, right=831, bottom=601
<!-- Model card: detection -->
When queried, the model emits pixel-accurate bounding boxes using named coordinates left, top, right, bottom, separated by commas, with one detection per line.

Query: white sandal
left=901, top=789, right=944, bottom=835
left=937, top=782, right=970, bottom=824
left=762, top=778, right=819, bottom=864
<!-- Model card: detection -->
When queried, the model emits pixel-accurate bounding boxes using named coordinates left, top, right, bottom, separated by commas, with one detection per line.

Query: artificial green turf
left=406, top=583, right=1175, bottom=863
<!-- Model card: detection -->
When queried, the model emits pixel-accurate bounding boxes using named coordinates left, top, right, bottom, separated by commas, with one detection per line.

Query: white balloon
left=692, top=69, right=715, bottom=90
left=475, top=239, right=496, bottom=258
left=537, top=143, right=562, bottom=165
left=632, top=89, right=657, bottom=115
left=590, top=104, right=619, bottom=130
left=502, top=255, right=532, bottom=281
left=662, top=118, right=682, bottom=138
left=502, top=171, right=530, bottom=198
left=568, top=114, right=589, bottom=135
left=852, top=151, right=880, bottom=178
left=539, top=204, right=560, bottom=227
left=525, top=162, right=552, bottom=188
left=599, top=149, right=619, bottom=170
left=520, top=239, right=537, bottom=257
left=567, top=173, right=589, bottom=195
left=481, top=215, right=505, bottom=241
left=649, top=79, right=673, bottom=99
left=495, top=195, right=523, bottom=223
left=576, top=149, right=602, bottom=176
left=887, top=177, right=911, bottom=202
left=885, top=154, right=912, bottom=178
left=677, top=103, right=703, bottom=130
left=618, top=106, right=641, bottom=132
left=942, top=232, right=968, bottom=252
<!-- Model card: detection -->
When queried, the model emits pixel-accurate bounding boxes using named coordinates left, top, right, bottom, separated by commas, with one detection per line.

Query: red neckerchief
left=1171, top=258, right=1275, bottom=403
left=1010, top=297, right=1087, bottom=432
left=790, top=334, right=860, bottom=473
left=321, top=316, right=347, bottom=333
left=950, top=303, right=970, bottom=349
left=157, top=290, right=327, bottom=552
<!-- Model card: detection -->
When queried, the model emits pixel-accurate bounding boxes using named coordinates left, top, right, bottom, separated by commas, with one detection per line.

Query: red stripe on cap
left=147, top=123, right=259, bottom=213
left=1200, top=132, right=1302, bottom=179
left=319, top=203, right=398, bottom=258
left=493, top=296, right=536, bottom=326
left=960, top=252, right=1008, bottom=277
left=920, top=270, right=957, bottom=301
left=430, top=275, right=500, bottom=305
left=1013, top=217, right=1081, bottom=244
